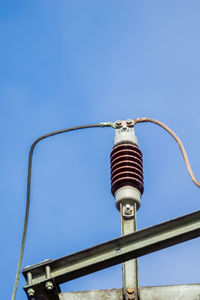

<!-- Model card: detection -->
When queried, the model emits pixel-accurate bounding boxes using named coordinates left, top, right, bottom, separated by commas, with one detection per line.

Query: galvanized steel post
left=121, top=203, right=139, bottom=300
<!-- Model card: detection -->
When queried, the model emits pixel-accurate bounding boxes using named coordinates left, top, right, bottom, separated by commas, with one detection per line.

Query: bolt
left=27, top=288, right=35, bottom=297
left=127, top=288, right=135, bottom=294
left=27, top=272, right=33, bottom=285
left=125, top=204, right=131, bottom=210
left=127, top=288, right=135, bottom=299
left=126, top=119, right=132, bottom=125
left=123, top=204, right=134, bottom=217
left=45, top=265, right=51, bottom=279
left=122, top=125, right=127, bottom=130
left=46, top=281, right=54, bottom=291
left=115, top=120, right=122, bottom=126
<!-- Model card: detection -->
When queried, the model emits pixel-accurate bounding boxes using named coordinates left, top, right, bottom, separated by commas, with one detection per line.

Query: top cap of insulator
left=114, top=126, right=138, bottom=147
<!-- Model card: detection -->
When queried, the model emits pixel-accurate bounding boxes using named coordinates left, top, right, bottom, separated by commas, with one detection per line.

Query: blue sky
left=1, top=1, right=200, bottom=299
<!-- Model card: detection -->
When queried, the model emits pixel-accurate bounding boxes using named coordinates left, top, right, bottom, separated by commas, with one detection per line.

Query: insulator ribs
left=110, top=144, right=144, bottom=195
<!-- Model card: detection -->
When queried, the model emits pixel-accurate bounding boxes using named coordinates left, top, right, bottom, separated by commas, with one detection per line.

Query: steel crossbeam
left=23, top=210, right=200, bottom=300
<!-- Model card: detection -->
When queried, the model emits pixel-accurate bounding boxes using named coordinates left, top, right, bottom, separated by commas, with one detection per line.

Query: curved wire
left=133, top=117, right=200, bottom=188
left=11, top=123, right=110, bottom=300
left=12, top=117, right=200, bottom=299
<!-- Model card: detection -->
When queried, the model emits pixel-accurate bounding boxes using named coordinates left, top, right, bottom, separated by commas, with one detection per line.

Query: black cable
left=11, top=123, right=105, bottom=300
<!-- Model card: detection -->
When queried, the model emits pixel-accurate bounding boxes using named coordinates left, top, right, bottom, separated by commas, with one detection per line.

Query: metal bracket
left=23, top=210, right=200, bottom=299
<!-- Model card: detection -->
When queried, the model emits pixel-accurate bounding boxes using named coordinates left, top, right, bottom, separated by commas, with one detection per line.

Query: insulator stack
left=110, top=143, right=144, bottom=196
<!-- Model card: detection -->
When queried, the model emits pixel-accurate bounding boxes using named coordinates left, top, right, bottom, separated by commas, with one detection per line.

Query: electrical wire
left=133, top=117, right=200, bottom=188
left=11, top=123, right=112, bottom=300
left=12, top=118, right=199, bottom=300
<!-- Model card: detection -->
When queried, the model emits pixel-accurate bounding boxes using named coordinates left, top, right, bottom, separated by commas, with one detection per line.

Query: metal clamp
left=115, top=119, right=135, bottom=129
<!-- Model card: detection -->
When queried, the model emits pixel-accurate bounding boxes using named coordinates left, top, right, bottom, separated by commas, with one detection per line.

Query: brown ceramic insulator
left=110, top=143, right=144, bottom=196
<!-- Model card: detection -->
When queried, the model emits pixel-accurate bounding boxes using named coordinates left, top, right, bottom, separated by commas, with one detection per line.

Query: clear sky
left=1, top=1, right=200, bottom=299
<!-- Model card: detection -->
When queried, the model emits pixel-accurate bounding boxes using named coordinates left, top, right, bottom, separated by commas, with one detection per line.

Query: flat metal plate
left=59, top=289, right=121, bottom=300
left=60, top=284, right=200, bottom=300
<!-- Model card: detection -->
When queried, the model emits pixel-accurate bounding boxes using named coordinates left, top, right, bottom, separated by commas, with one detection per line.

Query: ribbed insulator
left=110, top=143, right=144, bottom=196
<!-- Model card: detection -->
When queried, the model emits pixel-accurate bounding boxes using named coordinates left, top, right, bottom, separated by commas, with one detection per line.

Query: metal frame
left=23, top=210, right=200, bottom=300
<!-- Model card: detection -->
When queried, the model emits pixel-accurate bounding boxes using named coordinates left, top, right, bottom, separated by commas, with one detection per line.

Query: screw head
left=115, top=120, right=122, bottom=126
left=46, top=281, right=54, bottom=291
left=126, top=119, right=132, bottom=125
left=27, top=288, right=35, bottom=297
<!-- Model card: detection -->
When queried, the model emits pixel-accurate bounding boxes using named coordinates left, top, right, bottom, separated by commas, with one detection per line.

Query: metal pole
left=121, top=203, right=139, bottom=300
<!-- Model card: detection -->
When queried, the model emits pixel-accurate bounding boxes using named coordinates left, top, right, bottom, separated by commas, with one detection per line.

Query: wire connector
left=100, top=119, right=136, bottom=129
left=114, top=119, right=135, bottom=129
left=99, top=122, right=115, bottom=128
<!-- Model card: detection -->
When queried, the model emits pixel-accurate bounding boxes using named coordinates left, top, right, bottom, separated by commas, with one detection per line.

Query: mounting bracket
left=23, top=210, right=200, bottom=300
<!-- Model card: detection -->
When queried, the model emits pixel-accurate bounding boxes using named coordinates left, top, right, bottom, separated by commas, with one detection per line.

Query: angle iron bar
left=23, top=210, right=200, bottom=291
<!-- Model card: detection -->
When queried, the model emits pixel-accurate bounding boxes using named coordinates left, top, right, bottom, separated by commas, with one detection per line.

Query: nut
left=125, top=204, right=131, bottom=210
left=27, top=288, right=35, bottom=297
left=45, top=281, right=54, bottom=291
left=123, top=204, right=134, bottom=219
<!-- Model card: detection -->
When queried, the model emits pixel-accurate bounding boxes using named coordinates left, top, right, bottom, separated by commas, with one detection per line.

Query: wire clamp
left=114, top=119, right=135, bottom=129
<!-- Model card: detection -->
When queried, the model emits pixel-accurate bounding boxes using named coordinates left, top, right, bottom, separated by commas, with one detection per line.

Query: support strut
left=121, top=203, right=139, bottom=300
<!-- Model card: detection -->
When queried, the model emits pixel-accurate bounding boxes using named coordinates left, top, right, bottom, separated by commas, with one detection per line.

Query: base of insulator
left=114, top=186, right=141, bottom=211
